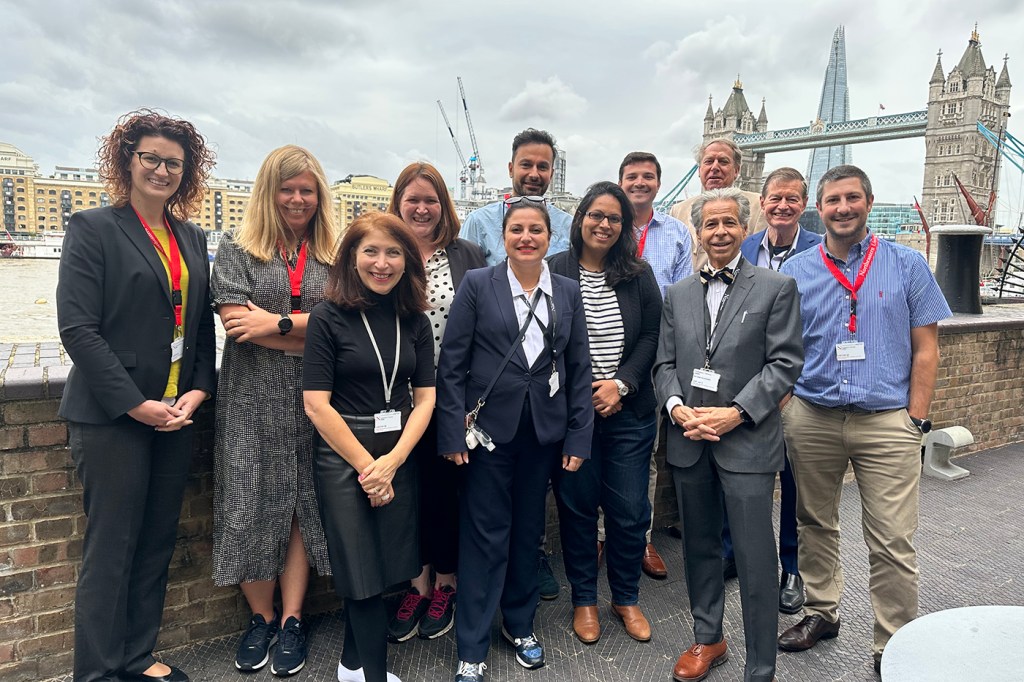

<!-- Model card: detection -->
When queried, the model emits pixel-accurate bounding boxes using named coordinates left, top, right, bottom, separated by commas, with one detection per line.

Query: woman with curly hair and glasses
left=57, top=109, right=217, bottom=682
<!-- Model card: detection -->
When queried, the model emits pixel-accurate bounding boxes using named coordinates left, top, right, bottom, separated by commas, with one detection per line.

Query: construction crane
left=437, top=99, right=471, bottom=200
left=458, top=76, right=486, bottom=199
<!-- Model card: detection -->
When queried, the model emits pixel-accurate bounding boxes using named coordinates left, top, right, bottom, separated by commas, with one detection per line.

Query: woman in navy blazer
left=436, top=199, right=593, bottom=682
left=57, top=110, right=216, bottom=682
left=547, top=182, right=661, bottom=645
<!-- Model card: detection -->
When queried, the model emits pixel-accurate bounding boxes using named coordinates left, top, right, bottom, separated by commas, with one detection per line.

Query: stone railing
left=2, top=305, right=1024, bottom=680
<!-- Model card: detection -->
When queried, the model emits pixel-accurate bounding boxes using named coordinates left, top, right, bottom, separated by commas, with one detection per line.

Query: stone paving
left=44, top=442, right=1024, bottom=682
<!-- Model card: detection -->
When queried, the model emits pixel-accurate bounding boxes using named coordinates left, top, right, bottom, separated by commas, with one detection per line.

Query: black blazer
left=57, top=205, right=217, bottom=424
left=436, top=262, right=594, bottom=458
left=548, top=250, right=662, bottom=417
left=445, top=238, right=487, bottom=290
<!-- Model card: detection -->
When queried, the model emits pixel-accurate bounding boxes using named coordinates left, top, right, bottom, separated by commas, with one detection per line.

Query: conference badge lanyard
left=819, top=234, right=878, bottom=362
left=279, top=239, right=308, bottom=314
left=634, top=216, right=653, bottom=258
left=134, top=207, right=184, bottom=362
left=691, top=267, right=737, bottom=393
left=517, top=289, right=559, bottom=396
left=360, top=311, right=403, bottom=433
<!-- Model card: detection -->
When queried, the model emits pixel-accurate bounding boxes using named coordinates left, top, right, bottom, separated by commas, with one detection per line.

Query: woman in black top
left=303, top=212, right=435, bottom=682
left=383, top=162, right=486, bottom=643
left=549, top=182, right=661, bottom=645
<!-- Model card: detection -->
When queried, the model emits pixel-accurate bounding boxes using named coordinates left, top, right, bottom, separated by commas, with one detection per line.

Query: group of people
left=57, top=109, right=950, bottom=682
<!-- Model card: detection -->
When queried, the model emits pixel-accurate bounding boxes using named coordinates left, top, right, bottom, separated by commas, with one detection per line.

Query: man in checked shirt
left=776, top=165, right=951, bottom=675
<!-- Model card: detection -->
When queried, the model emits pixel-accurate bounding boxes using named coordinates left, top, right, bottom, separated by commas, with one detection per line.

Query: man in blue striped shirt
left=777, top=165, right=951, bottom=674
left=614, top=151, right=694, bottom=581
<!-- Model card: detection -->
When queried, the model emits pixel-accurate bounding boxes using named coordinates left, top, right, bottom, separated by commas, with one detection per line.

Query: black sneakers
left=271, top=616, right=308, bottom=677
left=387, top=587, right=431, bottom=642
left=235, top=612, right=279, bottom=672
left=418, top=585, right=457, bottom=639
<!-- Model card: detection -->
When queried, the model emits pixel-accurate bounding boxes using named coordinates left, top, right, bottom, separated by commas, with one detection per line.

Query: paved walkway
left=59, top=442, right=1020, bottom=682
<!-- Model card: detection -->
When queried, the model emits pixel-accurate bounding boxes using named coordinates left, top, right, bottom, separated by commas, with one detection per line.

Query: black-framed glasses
left=505, top=195, right=547, bottom=207
left=585, top=210, right=623, bottom=226
left=135, top=151, right=185, bottom=175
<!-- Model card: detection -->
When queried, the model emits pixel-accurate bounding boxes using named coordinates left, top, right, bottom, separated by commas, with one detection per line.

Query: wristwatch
left=278, top=314, right=293, bottom=336
left=613, top=379, right=630, bottom=397
left=910, top=416, right=932, bottom=434
left=734, top=404, right=753, bottom=424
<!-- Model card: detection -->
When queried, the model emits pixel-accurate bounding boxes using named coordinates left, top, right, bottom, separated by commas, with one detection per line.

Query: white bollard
left=922, top=426, right=973, bottom=481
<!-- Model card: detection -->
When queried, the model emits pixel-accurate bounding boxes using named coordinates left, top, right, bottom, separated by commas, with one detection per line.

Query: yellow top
left=149, top=223, right=190, bottom=400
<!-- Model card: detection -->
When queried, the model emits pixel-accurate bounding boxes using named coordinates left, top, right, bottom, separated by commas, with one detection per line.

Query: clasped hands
left=358, top=453, right=399, bottom=508
left=128, top=389, right=208, bottom=431
left=670, top=404, right=743, bottom=441
left=444, top=450, right=583, bottom=472
left=592, top=380, right=622, bottom=418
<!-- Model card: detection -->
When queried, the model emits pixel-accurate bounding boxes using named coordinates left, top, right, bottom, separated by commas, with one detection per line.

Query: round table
left=882, top=605, right=1024, bottom=680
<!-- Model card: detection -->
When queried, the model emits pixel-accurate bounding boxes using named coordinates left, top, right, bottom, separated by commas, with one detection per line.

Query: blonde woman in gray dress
left=211, top=145, right=338, bottom=677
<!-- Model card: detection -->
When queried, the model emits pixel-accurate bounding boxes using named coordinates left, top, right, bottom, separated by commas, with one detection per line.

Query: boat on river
left=0, top=231, right=65, bottom=259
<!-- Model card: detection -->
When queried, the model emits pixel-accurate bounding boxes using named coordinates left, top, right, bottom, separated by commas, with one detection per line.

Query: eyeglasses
left=134, top=152, right=185, bottom=175
left=505, top=195, right=547, bottom=207
left=585, top=211, right=623, bottom=226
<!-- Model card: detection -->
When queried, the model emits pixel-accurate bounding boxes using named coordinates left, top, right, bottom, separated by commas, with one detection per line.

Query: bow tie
left=699, top=266, right=735, bottom=286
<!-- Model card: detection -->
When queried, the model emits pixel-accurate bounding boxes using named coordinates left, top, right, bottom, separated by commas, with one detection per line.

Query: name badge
left=170, top=337, right=184, bottom=362
left=836, top=341, right=866, bottom=361
left=548, top=371, right=560, bottom=397
left=374, top=410, right=402, bottom=433
left=691, top=367, right=721, bottom=392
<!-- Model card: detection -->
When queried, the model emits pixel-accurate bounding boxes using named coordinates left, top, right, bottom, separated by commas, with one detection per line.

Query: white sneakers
left=337, top=661, right=402, bottom=682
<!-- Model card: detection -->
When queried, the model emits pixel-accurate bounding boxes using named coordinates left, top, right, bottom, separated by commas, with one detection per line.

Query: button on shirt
left=508, top=260, right=554, bottom=367
left=634, top=209, right=694, bottom=297
left=460, top=201, right=572, bottom=266
left=780, top=233, right=951, bottom=410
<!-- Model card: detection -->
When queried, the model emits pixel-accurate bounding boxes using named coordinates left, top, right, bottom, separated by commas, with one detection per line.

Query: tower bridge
left=701, top=27, right=1011, bottom=228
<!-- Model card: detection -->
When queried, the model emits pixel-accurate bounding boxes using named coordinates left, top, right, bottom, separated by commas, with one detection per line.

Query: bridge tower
left=921, top=27, right=1011, bottom=225
left=703, top=77, right=768, bottom=192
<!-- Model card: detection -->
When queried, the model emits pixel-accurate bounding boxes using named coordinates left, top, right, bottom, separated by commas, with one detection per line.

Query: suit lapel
left=684, top=276, right=706, bottom=351
left=492, top=262, right=530, bottom=370
left=114, top=205, right=173, bottom=309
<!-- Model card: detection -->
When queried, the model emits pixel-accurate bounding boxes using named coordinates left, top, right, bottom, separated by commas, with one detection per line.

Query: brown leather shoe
left=642, top=543, right=667, bottom=579
left=573, top=605, right=600, bottom=644
left=777, top=614, right=841, bottom=651
left=672, top=640, right=728, bottom=681
left=610, top=604, right=651, bottom=642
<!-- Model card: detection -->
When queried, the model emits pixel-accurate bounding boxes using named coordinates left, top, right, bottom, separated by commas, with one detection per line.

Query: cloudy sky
left=4, top=0, right=1024, bottom=214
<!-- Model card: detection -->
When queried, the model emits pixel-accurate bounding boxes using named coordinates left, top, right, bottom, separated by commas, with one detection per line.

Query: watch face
left=278, top=317, right=293, bottom=334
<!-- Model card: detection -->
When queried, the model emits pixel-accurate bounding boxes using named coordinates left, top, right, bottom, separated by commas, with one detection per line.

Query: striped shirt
left=781, top=232, right=951, bottom=410
left=633, top=209, right=693, bottom=298
left=578, top=268, right=624, bottom=380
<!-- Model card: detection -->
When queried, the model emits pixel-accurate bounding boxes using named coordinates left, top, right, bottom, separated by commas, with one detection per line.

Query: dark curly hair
left=569, top=182, right=645, bottom=287
left=96, top=108, right=216, bottom=220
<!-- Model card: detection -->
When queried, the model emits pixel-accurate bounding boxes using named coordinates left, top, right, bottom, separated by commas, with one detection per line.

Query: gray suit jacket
left=653, top=259, right=803, bottom=473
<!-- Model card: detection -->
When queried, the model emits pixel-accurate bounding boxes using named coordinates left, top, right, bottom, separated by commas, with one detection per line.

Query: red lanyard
left=634, top=215, right=653, bottom=258
left=134, top=207, right=183, bottom=329
left=819, top=234, right=878, bottom=334
left=280, top=240, right=308, bottom=314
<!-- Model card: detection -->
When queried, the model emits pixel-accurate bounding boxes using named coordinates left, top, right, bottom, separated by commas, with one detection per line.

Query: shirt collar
left=709, top=252, right=742, bottom=275
left=508, top=260, right=553, bottom=298
left=758, top=226, right=800, bottom=253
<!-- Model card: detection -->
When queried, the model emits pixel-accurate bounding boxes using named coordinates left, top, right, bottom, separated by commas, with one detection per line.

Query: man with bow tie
left=654, top=187, right=804, bottom=682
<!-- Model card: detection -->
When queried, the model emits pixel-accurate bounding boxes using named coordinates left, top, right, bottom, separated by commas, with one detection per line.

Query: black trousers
left=455, top=401, right=561, bottom=663
left=416, top=414, right=461, bottom=575
left=69, top=419, right=193, bottom=682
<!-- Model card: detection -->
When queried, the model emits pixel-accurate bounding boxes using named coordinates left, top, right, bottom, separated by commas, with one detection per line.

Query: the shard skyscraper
left=806, top=26, right=853, bottom=196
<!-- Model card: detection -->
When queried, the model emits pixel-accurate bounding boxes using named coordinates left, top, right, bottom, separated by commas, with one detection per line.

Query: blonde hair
left=234, top=145, right=339, bottom=264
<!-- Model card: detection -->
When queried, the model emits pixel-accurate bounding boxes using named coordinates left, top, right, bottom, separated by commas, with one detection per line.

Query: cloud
left=497, top=77, right=588, bottom=122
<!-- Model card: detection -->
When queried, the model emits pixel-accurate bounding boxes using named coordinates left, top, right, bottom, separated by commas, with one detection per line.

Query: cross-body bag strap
left=468, top=290, right=544, bottom=423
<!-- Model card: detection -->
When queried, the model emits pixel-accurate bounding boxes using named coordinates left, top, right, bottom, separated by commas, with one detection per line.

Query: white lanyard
left=359, top=311, right=401, bottom=407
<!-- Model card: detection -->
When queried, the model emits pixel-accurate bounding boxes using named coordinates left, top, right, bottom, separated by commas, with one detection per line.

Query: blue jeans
left=555, top=408, right=656, bottom=606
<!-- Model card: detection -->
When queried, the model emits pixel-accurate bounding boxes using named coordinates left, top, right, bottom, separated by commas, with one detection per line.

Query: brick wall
left=2, top=311, right=1023, bottom=680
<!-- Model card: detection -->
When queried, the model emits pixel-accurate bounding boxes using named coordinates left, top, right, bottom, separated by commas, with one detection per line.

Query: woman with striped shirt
left=549, top=182, right=662, bottom=645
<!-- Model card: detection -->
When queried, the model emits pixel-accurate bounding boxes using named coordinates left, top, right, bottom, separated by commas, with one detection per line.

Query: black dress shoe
left=778, top=615, right=840, bottom=651
left=123, top=666, right=189, bottom=682
left=778, top=572, right=805, bottom=614
left=722, top=557, right=738, bottom=581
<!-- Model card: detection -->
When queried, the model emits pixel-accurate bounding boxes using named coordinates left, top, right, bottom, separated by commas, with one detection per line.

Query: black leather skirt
left=314, top=411, right=420, bottom=600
